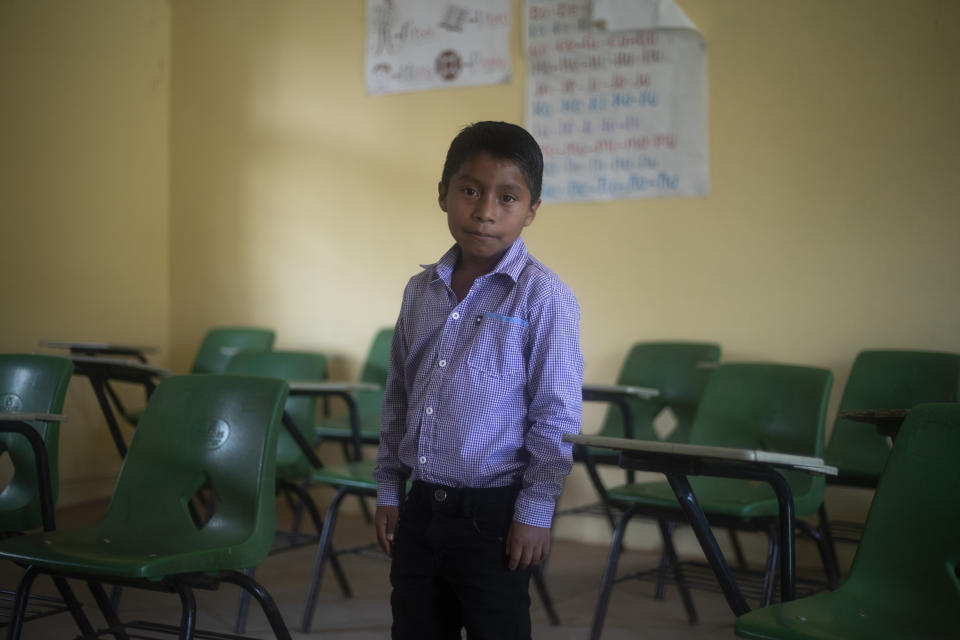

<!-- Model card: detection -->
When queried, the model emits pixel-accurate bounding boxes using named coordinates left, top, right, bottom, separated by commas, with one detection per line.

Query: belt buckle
left=433, top=488, right=447, bottom=503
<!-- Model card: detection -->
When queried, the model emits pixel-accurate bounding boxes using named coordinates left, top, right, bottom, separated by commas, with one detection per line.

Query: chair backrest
left=225, top=350, right=326, bottom=479
left=839, top=402, right=960, bottom=634
left=690, top=363, right=833, bottom=514
left=100, top=374, right=287, bottom=569
left=597, top=342, right=721, bottom=443
left=353, top=328, right=393, bottom=423
left=825, top=350, right=960, bottom=483
left=0, top=354, right=73, bottom=532
left=191, top=327, right=276, bottom=374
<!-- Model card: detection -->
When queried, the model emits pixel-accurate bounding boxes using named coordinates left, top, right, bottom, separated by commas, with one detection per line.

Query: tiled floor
left=4, top=500, right=750, bottom=639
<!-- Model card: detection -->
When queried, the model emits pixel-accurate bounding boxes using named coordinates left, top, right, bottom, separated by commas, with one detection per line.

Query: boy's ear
left=438, top=181, right=447, bottom=211
left=523, top=198, right=541, bottom=227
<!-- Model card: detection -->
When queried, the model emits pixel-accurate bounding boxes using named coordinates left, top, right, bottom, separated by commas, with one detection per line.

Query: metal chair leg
left=173, top=582, right=197, bottom=640
left=760, top=523, right=779, bottom=607
left=280, top=480, right=352, bottom=596
left=657, top=517, right=698, bottom=624
left=300, top=486, right=350, bottom=633
left=818, top=502, right=841, bottom=581
left=87, top=580, right=131, bottom=640
left=6, top=565, right=40, bottom=640
left=234, top=567, right=255, bottom=634
left=51, top=575, right=96, bottom=636
left=222, top=571, right=293, bottom=640
left=796, top=519, right=839, bottom=589
left=532, top=564, right=560, bottom=626
left=653, top=518, right=674, bottom=600
left=588, top=504, right=638, bottom=640
left=728, top=527, right=748, bottom=570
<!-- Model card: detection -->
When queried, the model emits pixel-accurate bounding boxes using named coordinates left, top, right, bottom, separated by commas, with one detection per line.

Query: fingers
left=506, top=522, right=549, bottom=570
left=374, top=506, right=398, bottom=557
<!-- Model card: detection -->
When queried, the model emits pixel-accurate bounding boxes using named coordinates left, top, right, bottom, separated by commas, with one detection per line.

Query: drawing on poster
left=367, top=0, right=512, bottom=95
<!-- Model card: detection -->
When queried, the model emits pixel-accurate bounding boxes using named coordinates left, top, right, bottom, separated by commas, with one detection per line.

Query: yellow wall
left=168, top=0, right=960, bottom=557
left=2, top=1, right=958, bottom=560
left=0, top=0, right=171, bottom=504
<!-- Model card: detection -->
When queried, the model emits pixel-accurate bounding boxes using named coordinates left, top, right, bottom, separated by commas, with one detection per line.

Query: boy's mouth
left=466, top=230, right=496, bottom=239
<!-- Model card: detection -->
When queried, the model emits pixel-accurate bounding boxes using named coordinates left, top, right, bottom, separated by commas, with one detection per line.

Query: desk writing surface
left=582, top=383, right=659, bottom=399
left=0, top=413, right=67, bottom=423
left=288, top=381, right=381, bottom=394
left=66, top=355, right=171, bottom=377
left=40, top=340, right=158, bottom=353
left=564, top=433, right=837, bottom=476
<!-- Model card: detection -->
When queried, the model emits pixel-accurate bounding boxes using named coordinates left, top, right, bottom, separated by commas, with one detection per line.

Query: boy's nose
left=472, top=196, right=497, bottom=221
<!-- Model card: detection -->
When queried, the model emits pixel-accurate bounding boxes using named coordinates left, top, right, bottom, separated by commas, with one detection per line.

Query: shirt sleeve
left=514, top=279, right=584, bottom=527
left=373, top=288, right=412, bottom=507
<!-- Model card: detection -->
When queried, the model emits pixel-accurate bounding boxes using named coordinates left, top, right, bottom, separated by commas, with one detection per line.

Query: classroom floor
left=4, top=500, right=748, bottom=640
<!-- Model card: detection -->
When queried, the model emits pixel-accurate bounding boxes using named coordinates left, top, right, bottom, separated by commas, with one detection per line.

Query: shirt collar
left=425, top=237, right=529, bottom=285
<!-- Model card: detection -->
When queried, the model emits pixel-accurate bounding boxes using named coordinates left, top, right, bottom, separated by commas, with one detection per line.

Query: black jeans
left=390, top=481, right=532, bottom=640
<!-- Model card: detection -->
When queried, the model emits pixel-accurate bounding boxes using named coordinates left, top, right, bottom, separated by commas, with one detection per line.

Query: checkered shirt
left=373, top=238, right=584, bottom=528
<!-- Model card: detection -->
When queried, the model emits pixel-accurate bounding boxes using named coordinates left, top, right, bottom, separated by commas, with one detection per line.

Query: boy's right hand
left=375, top=505, right=400, bottom=557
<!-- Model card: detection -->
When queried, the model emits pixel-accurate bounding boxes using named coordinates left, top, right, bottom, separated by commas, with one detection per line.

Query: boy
left=373, top=121, right=583, bottom=639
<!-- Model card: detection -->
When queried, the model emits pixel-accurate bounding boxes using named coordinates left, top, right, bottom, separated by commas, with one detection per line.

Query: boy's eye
left=462, top=187, right=479, bottom=197
left=502, top=194, right=517, bottom=203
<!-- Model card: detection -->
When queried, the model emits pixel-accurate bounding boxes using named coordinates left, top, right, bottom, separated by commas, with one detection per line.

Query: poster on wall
left=525, top=0, right=709, bottom=202
left=366, top=0, right=512, bottom=95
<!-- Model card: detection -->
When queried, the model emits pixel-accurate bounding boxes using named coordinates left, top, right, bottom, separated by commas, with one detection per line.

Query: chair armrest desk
left=287, top=381, right=381, bottom=462
left=39, top=341, right=157, bottom=364
left=0, top=413, right=67, bottom=531
left=563, top=433, right=837, bottom=617
left=579, top=383, right=659, bottom=487
left=837, top=409, right=910, bottom=440
left=66, top=356, right=170, bottom=458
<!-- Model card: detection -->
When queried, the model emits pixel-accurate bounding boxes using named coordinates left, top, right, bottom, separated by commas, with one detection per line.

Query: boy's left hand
left=505, top=521, right=550, bottom=570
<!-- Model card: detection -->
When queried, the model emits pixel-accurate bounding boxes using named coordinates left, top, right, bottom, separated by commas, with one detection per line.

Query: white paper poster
left=525, top=0, right=709, bottom=202
left=366, top=0, right=512, bottom=95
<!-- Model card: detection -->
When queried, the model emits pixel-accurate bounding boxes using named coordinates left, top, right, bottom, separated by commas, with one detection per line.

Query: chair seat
left=607, top=472, right=821, bottom=520
left=314, top=415, right=380, bottom=442
left=311, top=460, right=379, bottom=491
left=734, top=587, right=958, bottom=640
left=0, top=524, right=265, bottom=580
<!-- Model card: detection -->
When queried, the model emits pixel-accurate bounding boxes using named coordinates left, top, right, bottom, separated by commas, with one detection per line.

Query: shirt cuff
left=376, top=479, right=405, bottom=507
left=512, top=492, right=555, bottom=529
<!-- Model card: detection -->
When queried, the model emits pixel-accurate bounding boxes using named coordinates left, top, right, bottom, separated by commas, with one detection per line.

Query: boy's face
left=439, top=151, right=540, bottom=271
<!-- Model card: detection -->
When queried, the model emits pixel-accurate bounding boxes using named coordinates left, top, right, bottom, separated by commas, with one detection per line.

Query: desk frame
left=564, top=433, right=836, bottom=636
left=66, top=357, right=170, bottom=458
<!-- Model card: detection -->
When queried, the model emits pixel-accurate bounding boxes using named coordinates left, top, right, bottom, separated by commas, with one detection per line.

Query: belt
left=409, top=481, right=519, bottom=515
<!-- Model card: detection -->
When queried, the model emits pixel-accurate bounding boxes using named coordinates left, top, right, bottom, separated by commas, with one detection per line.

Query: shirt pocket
left=467, top=313, right=528, bottom=378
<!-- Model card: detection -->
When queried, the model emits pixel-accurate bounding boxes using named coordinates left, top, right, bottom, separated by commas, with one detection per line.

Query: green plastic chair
left=819, top=350, right=960, bottom=568
left=0, top=354, right=73, bottom=533
left=0, top=374, right=293, bottom=640
left=590, top=363, right=834, bottom=634
left=313, top=328, right=393, bottom=451
left=735, top=402, right=960, bottom=640
left=574, top=341, right=720, bottom=487
left=223, top=350, right=351, bottom=633
left=0, top=354, right=96, bottom=635
left=115, top=327, right=276, bottom=429
left=824, top=350, right=960, bottom=487
left=191, top=327, right=276, bottom=374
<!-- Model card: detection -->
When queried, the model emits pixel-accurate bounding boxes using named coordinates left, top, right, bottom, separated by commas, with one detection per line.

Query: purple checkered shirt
left=373, top=238, right=584, bottom=528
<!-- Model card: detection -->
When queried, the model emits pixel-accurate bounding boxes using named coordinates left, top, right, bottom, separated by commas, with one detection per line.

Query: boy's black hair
left=441, top=121, right=544, bottom=203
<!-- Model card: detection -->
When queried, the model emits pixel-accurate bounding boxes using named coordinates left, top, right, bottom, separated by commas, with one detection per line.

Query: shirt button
left=451, top=312, right=460, bottom=320
left=419, top=456, right=427, bottom=464
left=438, top=359, right=447, bottom=367
left=425, top=407, right=433, bottom=415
